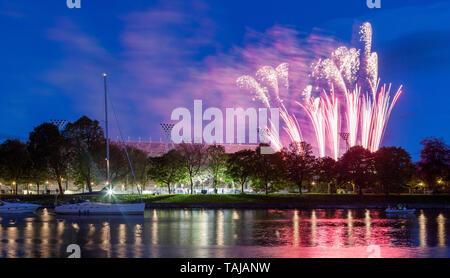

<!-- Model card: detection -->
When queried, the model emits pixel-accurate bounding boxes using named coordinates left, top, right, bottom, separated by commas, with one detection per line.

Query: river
left=0, top=208, right=449, bottom=258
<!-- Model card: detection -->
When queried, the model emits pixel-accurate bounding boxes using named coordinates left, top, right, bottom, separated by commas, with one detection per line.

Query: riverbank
left=2, top=193, right=450, bottom=209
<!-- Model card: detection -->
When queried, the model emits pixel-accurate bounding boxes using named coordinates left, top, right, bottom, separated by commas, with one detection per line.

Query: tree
left=249, top=145, right=286, bottom=195
left=339, top=146, right=375, bottom=195
left=63, top=116, right=105, bottom=193
left=28, top=123, right=70, bottom=195
left=147, top=150, right=186, bottom=194
left=206, top=145, right=227, bottom=194
left=225, top=149, right=254, bottom=193
left=0, top=139, right=30, bottom=194
left=106, top=143, right=129, bottom=189
left=315, top=156, right=339, bottom=194
left=176, top=143, right=207, bottom=194
left=127, top=145, right=150, bottom=191
left=26, top=143, right=49, bottom=195
left=416, top=137, right=450, bottom=192
left=282, top=142, right=316, bottom=194
left=374, top=146, right=415, bottom=195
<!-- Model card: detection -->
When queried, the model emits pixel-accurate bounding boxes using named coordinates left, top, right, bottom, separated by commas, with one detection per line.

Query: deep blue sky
left=1, top=0, right=449, bottom=160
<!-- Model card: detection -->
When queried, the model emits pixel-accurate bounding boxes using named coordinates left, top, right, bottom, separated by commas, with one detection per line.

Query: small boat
left=54, top=201, right=145, bottom=215
left=54, top=74, right=145, bottom=216
left=0, top=200, right=40, bottom=214
left=386, top=208, right=416, bottom=214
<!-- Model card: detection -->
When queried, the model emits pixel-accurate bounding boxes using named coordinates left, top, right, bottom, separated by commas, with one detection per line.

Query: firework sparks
left=360, top=93, right=373, bottom=149
left=237, top=22, right=403, bottom=158
left=237, top=63, right=305, bottom=152
left=280, top=104, right=303, bottom=148
left=344, top=86, right=361, bottom=147
left=367, top=84, right=403, bottom=152
left=236, top=75, right=271, bottom=108
left=297, top=97, right=326, bottom=157
left=255, top=66, right=280, bottom=104
left=322, top=89, right=340, bottom=160
left=331, top=46, right=360, bottom=91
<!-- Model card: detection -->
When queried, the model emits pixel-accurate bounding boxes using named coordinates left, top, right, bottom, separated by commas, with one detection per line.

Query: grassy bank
left=2, top=193, right=450, bottom=209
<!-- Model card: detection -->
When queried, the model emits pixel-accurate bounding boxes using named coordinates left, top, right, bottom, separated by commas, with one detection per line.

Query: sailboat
left=55, top=73, right=145, bottom=215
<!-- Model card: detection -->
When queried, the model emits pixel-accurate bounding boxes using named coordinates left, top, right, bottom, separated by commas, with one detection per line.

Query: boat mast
left=103, top=73, right=111, bottom=193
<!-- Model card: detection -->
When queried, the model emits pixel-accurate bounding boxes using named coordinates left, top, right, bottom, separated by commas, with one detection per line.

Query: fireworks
left=322, top=89, right=340, bottom=161
left=236, top=75, right=270, bottom=108
left=297, top=97, right=326, bottom=157
left=237, top=22, right=403, bottom=159
left=237, top=63, right=304, bottom=152
left=344, top=86, right=361, bottom=147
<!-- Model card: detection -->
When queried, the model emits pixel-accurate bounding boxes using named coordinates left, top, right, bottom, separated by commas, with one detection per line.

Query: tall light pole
left=340, top=132, right=350, bottom=153
left=103, top=73, right=111, bottom=196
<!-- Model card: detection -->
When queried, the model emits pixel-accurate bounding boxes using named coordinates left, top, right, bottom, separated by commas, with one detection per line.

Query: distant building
left=122, top=141, right=258, bottom=157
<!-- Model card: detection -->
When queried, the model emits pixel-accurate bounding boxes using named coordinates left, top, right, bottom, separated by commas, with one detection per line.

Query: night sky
left=1, top=0, right=449, bottom=160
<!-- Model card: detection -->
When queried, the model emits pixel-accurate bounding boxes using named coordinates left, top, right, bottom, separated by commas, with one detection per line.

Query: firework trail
left=322, top=89, right=340, bottom=160
left=365, top=84, right=403, bottom=152
left=360, top=93, right=373, bottom=149
left=237, top=63, right=304, bottom=152
left=344, top=86, right=361, bottom=147
left=297, top=88, right=326, bottom=157
left=280, top=104, right=303, bottom=149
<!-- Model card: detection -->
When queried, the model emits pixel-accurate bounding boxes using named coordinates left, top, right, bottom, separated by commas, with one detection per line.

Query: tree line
left=0, top=115, right=448, bottom=195
left=148, top=137, right=449, bottom=195
left=0, top=116, right=148, bottom=195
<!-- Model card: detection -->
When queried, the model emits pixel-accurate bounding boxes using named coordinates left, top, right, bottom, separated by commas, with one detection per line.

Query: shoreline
left=3, top=194, right=450, bottom=210
left=145, top=203, right=450, bottom=210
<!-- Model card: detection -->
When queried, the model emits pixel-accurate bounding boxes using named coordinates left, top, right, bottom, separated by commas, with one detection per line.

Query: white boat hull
left=54, top=202, right=145, bottom=215
left=0, top=202, right=40, bottom=214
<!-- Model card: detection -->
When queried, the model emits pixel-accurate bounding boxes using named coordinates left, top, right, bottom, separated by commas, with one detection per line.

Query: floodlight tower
left=160, top=123, right=175, bottom=153
left=340, top=132, right=350, bottom=152
left=50, top=120, right=68, bottom=130
left=257, top=127, right=269, bottom=144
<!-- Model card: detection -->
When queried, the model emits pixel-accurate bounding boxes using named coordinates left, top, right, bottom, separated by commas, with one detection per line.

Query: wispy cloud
left=43, top=1, right=340, bottom=144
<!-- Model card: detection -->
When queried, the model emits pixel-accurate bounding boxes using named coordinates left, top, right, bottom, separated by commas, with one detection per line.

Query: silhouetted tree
left=28, top=123, right=70, bottom=195
left=206, top=145, right=227, bottom=194
left=147, top=150, right=186, bottom=194
left=374, top=146, right=415, bottom=195
left=127, top=145, right=150, bottom=190
left=0, top=139, right=30, bottom=194
left=249, top=145, right=286, bottom=195
left=416, top=137, right=450, bottom=192
left=176, top=143, right=208, bottom=194
left=26, top=141, right=49, bottom=195
left=63, top=116, right=105, bottom=193
left=339, top=146, right=375, bottom=195
left=225, top=149, right=254, bottom=193
left=315, top=156, right=339, bottom=194
left=106, top=143, right=129, bottom=189
left=282, top=142, right=316, bottom=194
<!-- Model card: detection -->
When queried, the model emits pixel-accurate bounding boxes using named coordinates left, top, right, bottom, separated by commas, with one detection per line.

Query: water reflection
left=0, top=209, right=449, bottom=258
